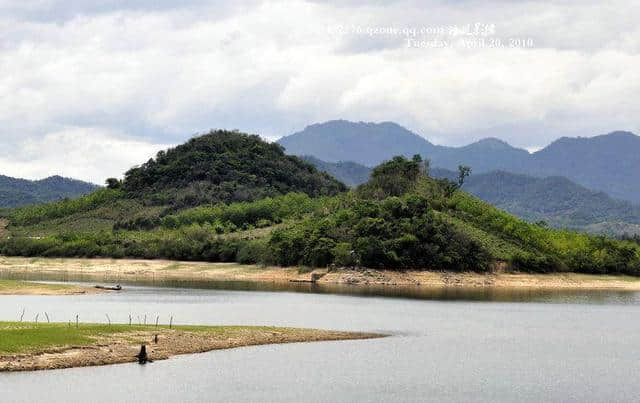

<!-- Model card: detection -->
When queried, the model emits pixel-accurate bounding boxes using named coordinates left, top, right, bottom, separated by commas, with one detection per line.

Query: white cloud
left=0, top=127, right=171, bottom=184
left=0, top=0, right=639, bottom=181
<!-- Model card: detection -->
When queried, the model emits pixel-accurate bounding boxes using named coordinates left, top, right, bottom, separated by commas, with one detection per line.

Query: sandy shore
left=1, top=256, right=640, bottom=290
left=0, top=325, right=381, bottom=372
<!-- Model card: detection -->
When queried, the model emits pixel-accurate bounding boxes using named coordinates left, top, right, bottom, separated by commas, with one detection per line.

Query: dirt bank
left=0, top=325, right=382, bottom=372
left=1, top=256, right=640, bottom=290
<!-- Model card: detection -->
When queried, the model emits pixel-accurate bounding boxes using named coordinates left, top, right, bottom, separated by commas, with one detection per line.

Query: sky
left=0, top=0, right=639, bottom=184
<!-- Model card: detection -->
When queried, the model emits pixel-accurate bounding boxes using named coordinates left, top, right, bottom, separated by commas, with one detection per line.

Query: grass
left=0, top=279, right=74, bottom=293
left=0, top=322, right=134, bottom=354
left=436, top=212, right=528, bottom=260
left=0, top=322, right=308, bottom=354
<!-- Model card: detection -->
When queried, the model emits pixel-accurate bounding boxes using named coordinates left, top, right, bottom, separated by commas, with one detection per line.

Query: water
left=1, top=278, right=640, bottom=402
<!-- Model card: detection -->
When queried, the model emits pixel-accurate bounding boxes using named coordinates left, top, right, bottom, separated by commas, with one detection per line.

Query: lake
left=1, top=276, right=639, bottom=402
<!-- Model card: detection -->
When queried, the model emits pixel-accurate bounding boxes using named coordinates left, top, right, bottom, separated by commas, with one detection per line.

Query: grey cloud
left=0, top=0, right=638, bottom=182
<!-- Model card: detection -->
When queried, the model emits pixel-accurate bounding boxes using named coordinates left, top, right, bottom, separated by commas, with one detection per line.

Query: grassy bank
left=0, top=322, right=382, bottom=371
left=0, top=279, right=101, bottom=295
left=2, top=256, right=640, bottom=290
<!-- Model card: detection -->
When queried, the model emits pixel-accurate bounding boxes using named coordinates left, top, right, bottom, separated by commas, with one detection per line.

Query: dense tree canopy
left=122, top=130, right=347, bottom=207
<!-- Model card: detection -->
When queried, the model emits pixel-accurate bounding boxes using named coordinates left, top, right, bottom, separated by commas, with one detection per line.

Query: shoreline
left=1, top=256, right=640, bottom=291
left=0, top=279, right=104, bottom=295
left=0, top=323, right=382, bottom=372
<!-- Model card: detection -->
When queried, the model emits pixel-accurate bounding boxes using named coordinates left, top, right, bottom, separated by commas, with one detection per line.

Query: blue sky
left=0, top=0, right=638, bottom=183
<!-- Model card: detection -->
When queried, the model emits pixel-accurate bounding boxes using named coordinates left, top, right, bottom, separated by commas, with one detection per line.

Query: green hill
left=302, top=157, right=640, bottom=236
left=122, top=130, right=346, bottom=208
left=1, top=142, right=638, bottom=275
left=0, top=175, right=98, bottom=208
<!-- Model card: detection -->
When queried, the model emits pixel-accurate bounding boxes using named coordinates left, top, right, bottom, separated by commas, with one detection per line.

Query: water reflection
left=2, top=269, right=638, bottom=305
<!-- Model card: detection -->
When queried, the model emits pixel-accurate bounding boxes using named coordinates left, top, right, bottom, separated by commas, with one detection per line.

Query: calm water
left=1, top=276, right=640, bottom=402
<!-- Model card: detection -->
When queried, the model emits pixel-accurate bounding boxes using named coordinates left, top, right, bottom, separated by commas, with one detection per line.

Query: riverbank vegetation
left=1, top=131, right=639, bottom=275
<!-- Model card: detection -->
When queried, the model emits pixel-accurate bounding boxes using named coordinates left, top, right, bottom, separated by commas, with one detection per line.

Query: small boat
left=94, top=284, right=122, bottom=291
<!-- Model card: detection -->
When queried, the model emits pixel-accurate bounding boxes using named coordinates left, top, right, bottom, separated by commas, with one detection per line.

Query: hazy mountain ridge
left=0, top=175, right=99, bottom=208
left=277, top=121, right=640, bottom=202
left=300, top=156, right=371, bottom=187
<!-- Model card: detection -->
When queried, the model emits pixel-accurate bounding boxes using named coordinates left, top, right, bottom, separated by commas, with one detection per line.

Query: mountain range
left=0, top=175, right=99, bottom=208
left=278, top=120, right=640, bottom=202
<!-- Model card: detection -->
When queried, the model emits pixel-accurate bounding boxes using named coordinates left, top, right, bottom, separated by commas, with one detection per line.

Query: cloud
left=0, top=127, right=171, bottom=184
left=0, top=0, right=638, bottom=181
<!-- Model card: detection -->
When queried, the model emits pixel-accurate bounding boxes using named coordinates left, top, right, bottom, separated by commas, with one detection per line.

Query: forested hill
left=121, top=130, right=346, bottom=207
left=0, top=175, right=99, bottom=208
left=2, top=155, right=639, bottom=276
left=277, top=120, right=640, bottom=202
left=302, top=157, right=640, bottom=236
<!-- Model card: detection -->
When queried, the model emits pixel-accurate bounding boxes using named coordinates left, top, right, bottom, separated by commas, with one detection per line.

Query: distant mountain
left=0, top=175, right=99, bottom=208
left=459, top=171, right=640, bottom=235
left=433, top=138, right=530, bottom=174
left=526, top=131, right=640, bottom=202
left=278, top=120, right=437, bottom=166
left=302, top=157, right=640, bottom=236
left=277, top=121, right=640, bottom=202
left=300, top=156, right=371, bottom=187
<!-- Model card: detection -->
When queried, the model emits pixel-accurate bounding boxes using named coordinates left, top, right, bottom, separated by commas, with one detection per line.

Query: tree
left=440, top=165, right=472, bottom=198
left=105, top=178, right=122, bottom=189
left=457, top=165, right=472, bottom=187
left=361, top=156, right=421, bottom=198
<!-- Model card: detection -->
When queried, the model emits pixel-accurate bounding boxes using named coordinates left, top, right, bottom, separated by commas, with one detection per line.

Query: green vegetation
left=114, top=192, right=324, bottom=231
left=0, top=323, right=132, bottom=354
left=8, top=189, right=124, bottom=226
left=0, top=322, right=295, bottom=354
left=1, top=129, right=639, bottom=276
left=0, top=279, right=74, bottom=293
